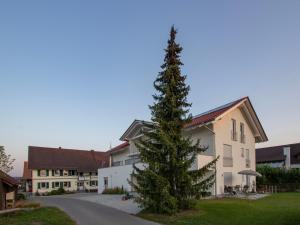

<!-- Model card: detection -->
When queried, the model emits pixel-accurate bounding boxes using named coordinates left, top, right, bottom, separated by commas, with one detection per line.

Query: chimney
left=58, top=147, right=62, bottom=150
left=283, top=146, right=291, bottom=169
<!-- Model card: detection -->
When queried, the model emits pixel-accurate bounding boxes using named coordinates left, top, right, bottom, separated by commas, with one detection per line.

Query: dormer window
left=231, top=119, right=237, bottom=141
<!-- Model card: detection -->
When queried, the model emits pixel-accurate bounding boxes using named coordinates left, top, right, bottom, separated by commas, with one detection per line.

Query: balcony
left=223, top=157, right=233, bottom=167
left=246, top=159, right=251, bottom=168
left=112, top=161, right=123, bottom=167
left=231, top=131, right=237, bottom=141
left=125, top=157, right=141, bottom=165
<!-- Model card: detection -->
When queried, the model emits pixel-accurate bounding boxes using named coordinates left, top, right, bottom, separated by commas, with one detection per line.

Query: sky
left=0, top=1, right=300, bottom=176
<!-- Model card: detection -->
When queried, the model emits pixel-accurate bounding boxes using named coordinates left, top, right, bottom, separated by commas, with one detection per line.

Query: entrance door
left=77, top=181, right=84, bottom=191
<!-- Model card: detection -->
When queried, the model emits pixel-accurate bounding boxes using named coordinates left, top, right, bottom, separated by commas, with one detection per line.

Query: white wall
left=214, top=107, right=256, bottom=195
left=98, top=163, right=144, bottom=193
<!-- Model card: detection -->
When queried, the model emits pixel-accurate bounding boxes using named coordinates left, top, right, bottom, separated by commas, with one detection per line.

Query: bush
left=102, top=187, right=126, bottom=194
left=16, top=193, right=26, bottom=200
left=35, top=191, right=40, bottom=196
left=47, top=187, right=66, bottom=196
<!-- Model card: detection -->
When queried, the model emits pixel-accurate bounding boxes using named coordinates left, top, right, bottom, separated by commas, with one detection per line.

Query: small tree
left=0, top=146, right=15, bottom=173
left=130, top=26, right=217, bottom=214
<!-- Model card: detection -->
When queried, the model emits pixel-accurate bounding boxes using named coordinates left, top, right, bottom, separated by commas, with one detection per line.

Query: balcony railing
left=223, top=157, right=233, bottom=167
left=112, top=161, right=123, bottom=167
left=246, top=159, right=251, bottom=168
left=231, top=131, right=237, bottom=141
left=240, top=134, right=246, bottom=144
left=125, top=157, right=141, bottom=165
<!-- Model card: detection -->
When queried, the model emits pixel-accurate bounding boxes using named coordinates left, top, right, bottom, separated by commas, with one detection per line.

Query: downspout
left=201, top=124, right=217, bottom=197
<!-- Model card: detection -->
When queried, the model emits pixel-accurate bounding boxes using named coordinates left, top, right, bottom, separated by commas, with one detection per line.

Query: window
left=63, top=182, right=71, bottom=188
left=224, top=172, right=233, bottom=186
left=241, top=148, right=244, bottom=157
left=231, top=119, right=237, bottom=141
left=52, top=182, right=60, bottom=188
left=52, top=169, right=60, bottom=177
left=79, top=172, right=83, bottom=177
left=68, top=170, right=76, bottom=176
left=245, top=149, right=250, bottom=168
left=38, top=169, right=48, bottom=177
left=90, top=181, right=98, bottom=186
left=223, top=144, right=233, bottom=167
left=245, top=149, right=250, bottom=160
left=240, top=123, right=245, bottom=143
left=38, top=182, right=49, bottom=189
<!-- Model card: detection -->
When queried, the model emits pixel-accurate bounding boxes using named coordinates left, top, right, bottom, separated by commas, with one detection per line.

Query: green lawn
left=138, top=193, right=300, bottom=225
left=0, top=207, right=76, bottom=225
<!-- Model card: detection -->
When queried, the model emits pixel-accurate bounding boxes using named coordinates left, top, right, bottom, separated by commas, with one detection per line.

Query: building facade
left=98, top=97, right=268, bottom=195
left=27, top=146, right=108, bottom=194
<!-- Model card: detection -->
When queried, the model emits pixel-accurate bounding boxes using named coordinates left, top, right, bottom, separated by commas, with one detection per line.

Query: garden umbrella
left=238, top=170, right=262, bottom=177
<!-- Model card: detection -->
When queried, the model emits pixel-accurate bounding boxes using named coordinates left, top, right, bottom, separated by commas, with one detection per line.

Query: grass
left=138, top=193, right=300, bottom=225
left=0, top=207, right=77, bottom=225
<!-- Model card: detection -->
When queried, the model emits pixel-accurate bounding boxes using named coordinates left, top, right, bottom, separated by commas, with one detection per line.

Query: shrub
left=16, top=193, right=26, bottom=200
left=47, top=187, right=66, bottom=196
left=102, top=187, right=126, bottom=194
left=35, top=191, right=40, bottom=196
left=257, top=165, right=300, bottom=192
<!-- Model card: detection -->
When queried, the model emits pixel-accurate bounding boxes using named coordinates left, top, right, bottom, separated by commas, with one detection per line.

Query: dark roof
left=28, top=146, right=109, bottom=172
left=0, top=170, right=19, bottom=186
left=22, top=161, right=32, bottom=180
left=256, top=143, right=300, bottom=164
left=107, top=142, right=129, bottom=154
left=186, top=97, right=248, bottom=128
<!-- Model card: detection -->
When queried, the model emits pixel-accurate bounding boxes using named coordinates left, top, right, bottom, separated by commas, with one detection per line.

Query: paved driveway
left=34, top=195, right=159, bottom=225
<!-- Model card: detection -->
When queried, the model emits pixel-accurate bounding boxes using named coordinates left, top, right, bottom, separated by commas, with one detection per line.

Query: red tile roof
left=185, top=97, right=248, bottom=128
left=22, top=161, right=32, bottom=180
left=28, top=146, right=109, bottom=171
left=0, top=170, right=19, bottom=186
left=107, top=141, right=129, bottom=154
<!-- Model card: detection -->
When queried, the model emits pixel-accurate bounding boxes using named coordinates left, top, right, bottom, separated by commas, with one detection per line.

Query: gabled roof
left=0, top=170, right=19, bottom=187
left=119, top=97, right=268, bottom=143
left=22, top=161, right=32, bottom=180
left=256, top=143, right=300, bottom=164
left=107, top=141, right=130, bottom=154
left=28, top=146, right=109, bottom=172
left=185, top=97, right=248, bottom=128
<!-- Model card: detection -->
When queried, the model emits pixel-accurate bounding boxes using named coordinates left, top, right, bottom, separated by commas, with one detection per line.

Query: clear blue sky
left=1, top=1, right=299, bottom=176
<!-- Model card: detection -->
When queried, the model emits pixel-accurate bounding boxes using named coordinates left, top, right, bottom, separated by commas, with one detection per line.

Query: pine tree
left=131, top=26, right=218, bottom=214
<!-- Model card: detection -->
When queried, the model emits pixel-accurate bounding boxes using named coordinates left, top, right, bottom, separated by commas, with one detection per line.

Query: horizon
left=1, top=1, right=299, bottom=176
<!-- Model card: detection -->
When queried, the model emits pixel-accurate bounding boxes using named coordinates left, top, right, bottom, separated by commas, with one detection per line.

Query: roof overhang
left=120, top=120, right=153, bottom=141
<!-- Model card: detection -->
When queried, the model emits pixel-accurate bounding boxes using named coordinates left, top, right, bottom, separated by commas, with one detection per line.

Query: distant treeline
left=257, top=165, right=300, bottom=192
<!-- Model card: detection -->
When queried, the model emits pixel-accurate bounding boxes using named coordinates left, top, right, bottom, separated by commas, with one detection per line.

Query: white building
left=98, top=97, right=268, bottom=195
left=27, top=146, right=108, bottom=194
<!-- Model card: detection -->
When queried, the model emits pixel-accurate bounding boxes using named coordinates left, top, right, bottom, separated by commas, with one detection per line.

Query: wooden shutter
left=60, top=170, right=63, bottom=176
left=52, top=182, right=54, bottom=188
left=46, top=182, right=49, bottom=189
left=46, top=170, right=49, bottom=176
left=37, top=170, right=40, bottom=176
left=52, top=170, right=54, bottom=176
left=38, top=182, right=40, bottom=189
